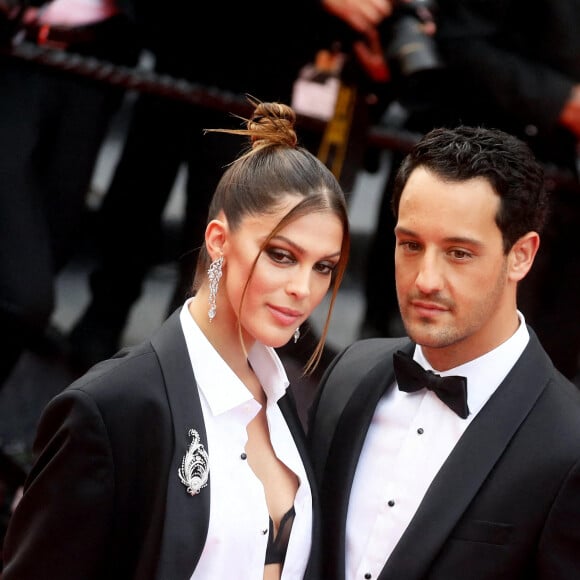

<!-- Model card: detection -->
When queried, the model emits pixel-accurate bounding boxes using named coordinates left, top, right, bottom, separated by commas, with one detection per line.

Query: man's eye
left=450, top=249, right=472, bottom=260
left=399, top=240, right=421, bottom=252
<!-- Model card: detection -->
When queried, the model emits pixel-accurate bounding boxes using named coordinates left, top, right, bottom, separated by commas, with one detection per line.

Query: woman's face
left=221, top=196, right=344, bottom=348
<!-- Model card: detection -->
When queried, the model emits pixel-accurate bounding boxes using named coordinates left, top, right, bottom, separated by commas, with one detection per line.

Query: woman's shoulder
left=64, top=340, right=164, bottom=408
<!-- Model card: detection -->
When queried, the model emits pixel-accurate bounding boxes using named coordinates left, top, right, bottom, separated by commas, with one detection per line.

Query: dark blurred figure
left=0, top=0, right=141, bottom=568
left=67, top=0, right=396, bottom=375
left=0, top=0, right=140, bottom=387
left=360, top=0, right=580, bottom=381
left=66, top=1, right=323, bottom=372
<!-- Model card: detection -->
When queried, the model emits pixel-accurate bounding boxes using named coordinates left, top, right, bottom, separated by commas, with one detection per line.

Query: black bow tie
left=393, top=351, right=470, bottom=419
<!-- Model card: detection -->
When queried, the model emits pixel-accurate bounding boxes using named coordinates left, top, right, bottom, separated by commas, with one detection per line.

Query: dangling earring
left=293, top=327, right=300, bottom=344
left=207, top=255, right=224, bottom=322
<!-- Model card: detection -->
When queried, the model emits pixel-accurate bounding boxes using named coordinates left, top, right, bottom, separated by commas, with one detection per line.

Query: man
left=360, top=0, right=580, bottom=382
left=308, top=126, right=580, bottom=579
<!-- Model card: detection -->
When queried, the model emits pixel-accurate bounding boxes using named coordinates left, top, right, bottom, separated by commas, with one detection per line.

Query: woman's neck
left=187, top=293, right=260, bottom=392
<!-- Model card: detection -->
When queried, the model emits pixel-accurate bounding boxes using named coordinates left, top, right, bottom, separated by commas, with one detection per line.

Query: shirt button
left=365, top=573, right=372, bottom=579
left=387, top=499, right=395, bottom=507
left=240, top=452, right=247, bottom=460
left=417, top=427, right=424, bottom=434
left=262, top=528, right=268, bottom=535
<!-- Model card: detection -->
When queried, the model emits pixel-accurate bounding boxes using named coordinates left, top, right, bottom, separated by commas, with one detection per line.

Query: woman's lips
left=268, top=305, right=302, bottom=326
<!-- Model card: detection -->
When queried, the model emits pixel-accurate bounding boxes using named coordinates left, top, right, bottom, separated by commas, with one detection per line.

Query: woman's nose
left=286, top=268, right=312, bottom=298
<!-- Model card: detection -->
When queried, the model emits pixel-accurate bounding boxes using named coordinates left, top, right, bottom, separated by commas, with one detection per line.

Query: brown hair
left=193, top=98, right=350, bottom=374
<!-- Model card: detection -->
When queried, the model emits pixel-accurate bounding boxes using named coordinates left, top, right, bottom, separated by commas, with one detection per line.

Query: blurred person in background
left=0, top=0, right=140, bottom=550
left=66, top=0, right=324, bottom=372
left=65, top=0, right=396, bottom=376
left=0, top=0, right=140, bottom=387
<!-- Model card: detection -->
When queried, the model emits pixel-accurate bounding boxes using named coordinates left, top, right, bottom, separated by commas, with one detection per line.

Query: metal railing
left=2, top=40, right=578, bottom=193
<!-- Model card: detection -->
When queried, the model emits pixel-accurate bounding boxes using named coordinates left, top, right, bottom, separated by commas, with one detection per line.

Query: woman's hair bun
left=202, top=97, right=299, bottom=155
left=247, top=101, right=298, bottom=149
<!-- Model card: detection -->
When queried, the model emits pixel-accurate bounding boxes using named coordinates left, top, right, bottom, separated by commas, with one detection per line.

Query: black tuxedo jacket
left=308, top=329, right=580, bottom=579
left=3, top=311, right=320, bottom=579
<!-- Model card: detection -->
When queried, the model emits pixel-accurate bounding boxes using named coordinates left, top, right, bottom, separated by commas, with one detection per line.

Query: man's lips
left=410, top=299, right=448, bottom=316
left=268, top=305, right=303, bottom=326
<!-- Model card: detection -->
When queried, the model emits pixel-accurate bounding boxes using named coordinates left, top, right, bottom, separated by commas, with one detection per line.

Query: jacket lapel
left=310, top=338, right=411, bottom=484
left=151, top=311, right=210, bottom=579
left=380, top=330, right=552, bottom=579
left=279, top=392, right=321, bottom=580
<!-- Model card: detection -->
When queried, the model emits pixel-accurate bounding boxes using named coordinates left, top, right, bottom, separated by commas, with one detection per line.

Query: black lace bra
left=265, top=505, right=296, bottom=565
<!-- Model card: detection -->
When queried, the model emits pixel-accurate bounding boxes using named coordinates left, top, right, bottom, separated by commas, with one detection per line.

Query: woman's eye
left=266, top=248, right=294, bottom=264
left=315, top=262, right=336, bottom=275
left=266, top=247, right=335, bottom=274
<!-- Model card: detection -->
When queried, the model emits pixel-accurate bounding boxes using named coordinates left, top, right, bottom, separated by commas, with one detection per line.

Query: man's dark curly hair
left=391, top=125, right=549, bottom=253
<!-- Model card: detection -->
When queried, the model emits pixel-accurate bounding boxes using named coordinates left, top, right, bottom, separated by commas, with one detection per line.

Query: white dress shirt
left=345, top=312, right=530, bottom=580
left=179, top=301, right=313, bottom=579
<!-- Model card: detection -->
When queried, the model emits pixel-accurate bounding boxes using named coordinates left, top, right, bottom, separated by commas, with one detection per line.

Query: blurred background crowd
left=1, top=0, right=580, bottom=567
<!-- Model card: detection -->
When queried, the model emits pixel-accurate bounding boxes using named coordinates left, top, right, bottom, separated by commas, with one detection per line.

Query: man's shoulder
left=330, top=336, right=411, bottom=372
left=314, top=336, right=410, bottom=415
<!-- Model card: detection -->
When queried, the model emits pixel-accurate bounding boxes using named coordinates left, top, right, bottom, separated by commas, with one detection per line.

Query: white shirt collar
left=179, top=299, right=290, bottom=417
left=414, top=311, right=530, bottom=417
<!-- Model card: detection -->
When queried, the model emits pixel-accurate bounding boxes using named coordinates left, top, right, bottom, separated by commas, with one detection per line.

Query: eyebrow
left=273, top=234, right=342, bottom=259
left=394, top=226, right=484, bottom=248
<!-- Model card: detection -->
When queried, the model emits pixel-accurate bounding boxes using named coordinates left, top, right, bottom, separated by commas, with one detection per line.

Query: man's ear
left=509, top=231, right=540, bottom=282
left=205, top=214, right=228, bottom=261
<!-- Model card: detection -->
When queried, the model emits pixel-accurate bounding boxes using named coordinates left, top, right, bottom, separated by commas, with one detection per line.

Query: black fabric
left=265, top=505, right=296, bottom=566
left=393, top=350, right=469, bottom=419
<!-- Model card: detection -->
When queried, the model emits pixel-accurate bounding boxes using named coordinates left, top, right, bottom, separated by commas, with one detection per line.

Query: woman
left=2, top=101, right=350, bottom=579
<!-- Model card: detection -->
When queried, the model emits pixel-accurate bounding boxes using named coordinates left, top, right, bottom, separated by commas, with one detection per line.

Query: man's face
left=394, top=167, right=517, bottom=370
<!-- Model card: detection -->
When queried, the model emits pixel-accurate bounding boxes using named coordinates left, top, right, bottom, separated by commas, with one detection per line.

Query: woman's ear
left=509, top=231, right=540, bottom=282
left=205, top=214, right=228, bottom=261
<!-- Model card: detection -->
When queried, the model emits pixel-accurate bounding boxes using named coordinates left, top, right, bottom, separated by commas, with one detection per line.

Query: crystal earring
left=207, top=256, right=224, bottom=322
left=293, top=327, right=300, bottom=343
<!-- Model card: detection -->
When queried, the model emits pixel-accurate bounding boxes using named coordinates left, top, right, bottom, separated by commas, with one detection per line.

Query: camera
left=382, top=0, right=443, bottom=78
